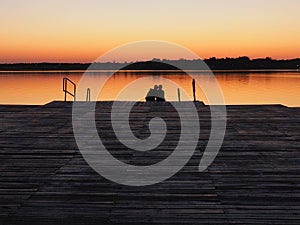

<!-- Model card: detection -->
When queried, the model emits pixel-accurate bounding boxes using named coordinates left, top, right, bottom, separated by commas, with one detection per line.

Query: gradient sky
left=1, top=0, right=300, bottom=62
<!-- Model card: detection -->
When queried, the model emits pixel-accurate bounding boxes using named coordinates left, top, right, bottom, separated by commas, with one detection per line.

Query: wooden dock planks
left=0, top=101, right=299, bottom=224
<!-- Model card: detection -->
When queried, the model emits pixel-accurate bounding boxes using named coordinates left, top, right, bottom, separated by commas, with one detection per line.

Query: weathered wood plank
left=0, top=101, right=299, bottom=224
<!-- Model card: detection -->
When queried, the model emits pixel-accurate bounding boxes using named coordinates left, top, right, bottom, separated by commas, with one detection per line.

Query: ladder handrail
left=86, top=88, right=91, bottom=102
left=63, top=77, right=76, bottom=101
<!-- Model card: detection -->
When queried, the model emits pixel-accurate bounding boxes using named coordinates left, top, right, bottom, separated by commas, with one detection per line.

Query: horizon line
left=1, top=56, right=300, bottom=64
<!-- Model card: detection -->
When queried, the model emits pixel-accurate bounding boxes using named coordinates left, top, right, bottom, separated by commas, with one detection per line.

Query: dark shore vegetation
left=1, top=57, right=300, bottom=71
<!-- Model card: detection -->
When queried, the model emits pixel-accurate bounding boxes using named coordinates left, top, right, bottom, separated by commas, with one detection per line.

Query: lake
left=0, top=70, right=299, bottom=106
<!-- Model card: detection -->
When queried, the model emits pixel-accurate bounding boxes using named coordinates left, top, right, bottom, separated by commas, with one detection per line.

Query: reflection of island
left=1, top=57, right=300, bottom=71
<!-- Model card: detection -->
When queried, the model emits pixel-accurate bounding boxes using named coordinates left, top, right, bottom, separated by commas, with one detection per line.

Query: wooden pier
left=0, top=101, right=299, bottom=224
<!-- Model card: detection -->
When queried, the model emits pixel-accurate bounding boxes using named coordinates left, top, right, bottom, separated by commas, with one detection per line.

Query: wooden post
left=74, top=85, right=76, bottom=102
left=192, top=79, right=196, bottom=102
left=177, top=88, right=181, bottom=102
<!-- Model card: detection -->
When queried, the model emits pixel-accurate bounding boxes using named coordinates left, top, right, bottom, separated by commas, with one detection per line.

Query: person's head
left=154, top=85, right=158, bottom=90
left=158, top=84, right=163, bottom=90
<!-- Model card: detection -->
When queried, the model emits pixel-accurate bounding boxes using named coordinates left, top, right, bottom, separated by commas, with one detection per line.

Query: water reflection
left=0, top=71, right=299, bottom=106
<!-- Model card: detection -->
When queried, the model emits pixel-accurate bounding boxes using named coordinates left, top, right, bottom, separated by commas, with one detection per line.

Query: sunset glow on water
left=1, top=71, right=299, bottom=106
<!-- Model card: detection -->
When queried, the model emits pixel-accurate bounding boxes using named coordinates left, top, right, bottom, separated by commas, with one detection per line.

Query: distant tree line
left=0, top=57, right=299, bottom=71
left=152, top=57, right=300, bottom=70
left=204, top=57, right=300, bottom=70
left=0, top=63, right=89, bottom=71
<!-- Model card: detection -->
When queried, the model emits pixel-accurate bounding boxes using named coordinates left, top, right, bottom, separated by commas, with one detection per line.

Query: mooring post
left=192, top=79, right=196, bottom=102
left=177, top=88, right=181, bottom=102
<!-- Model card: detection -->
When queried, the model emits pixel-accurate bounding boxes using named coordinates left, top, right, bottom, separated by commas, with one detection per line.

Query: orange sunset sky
left=1, top=0, right=300, bottom=63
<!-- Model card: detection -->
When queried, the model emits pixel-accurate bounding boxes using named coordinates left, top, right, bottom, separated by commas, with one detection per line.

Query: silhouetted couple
left=145, top=85, right=165, bottom=102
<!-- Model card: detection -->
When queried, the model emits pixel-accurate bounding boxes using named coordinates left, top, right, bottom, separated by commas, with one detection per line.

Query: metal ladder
left=63, top=77, right=76, bottom=101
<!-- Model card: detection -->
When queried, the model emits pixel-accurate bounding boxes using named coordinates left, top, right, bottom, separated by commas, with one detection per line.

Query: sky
left=1, top=0, right=300, bottom=62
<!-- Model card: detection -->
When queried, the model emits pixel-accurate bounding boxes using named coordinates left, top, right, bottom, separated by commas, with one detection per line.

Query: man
left=156, top=85, right=165, bottom=101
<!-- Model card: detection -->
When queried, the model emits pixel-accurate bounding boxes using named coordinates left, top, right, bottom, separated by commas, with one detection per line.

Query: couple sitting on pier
left=145, top=84, right=165, bottom=102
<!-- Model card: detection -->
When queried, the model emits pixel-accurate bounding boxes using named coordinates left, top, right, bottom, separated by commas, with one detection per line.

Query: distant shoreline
left=0, top=69, right=298, bottom=73
left=0, top=57, right=300, bottom=71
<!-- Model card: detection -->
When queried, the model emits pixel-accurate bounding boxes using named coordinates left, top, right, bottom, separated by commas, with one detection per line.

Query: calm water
left=0, top=70, right=299, bottom=106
